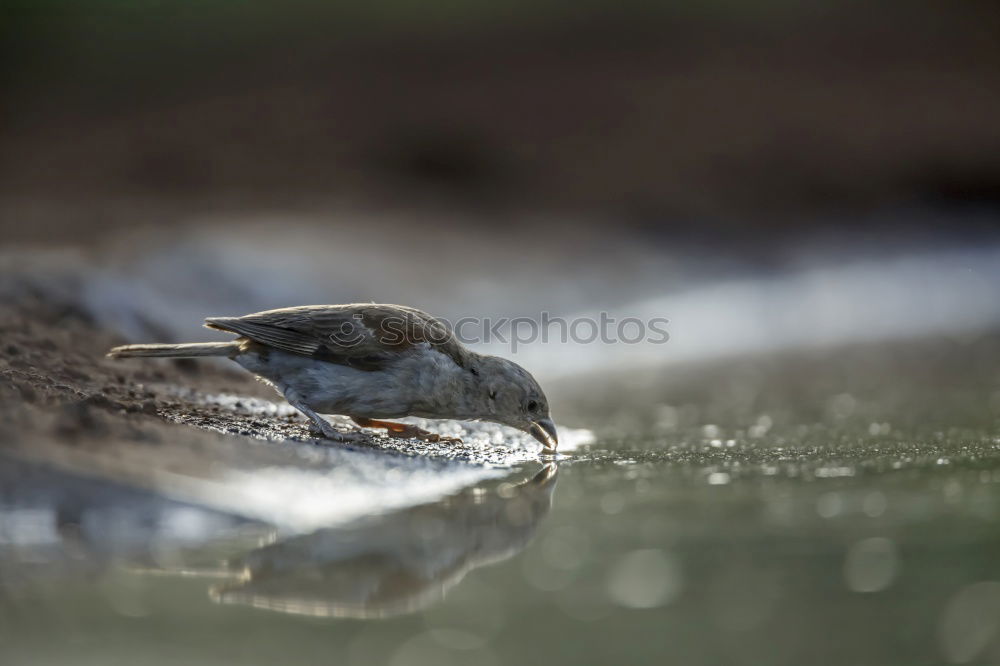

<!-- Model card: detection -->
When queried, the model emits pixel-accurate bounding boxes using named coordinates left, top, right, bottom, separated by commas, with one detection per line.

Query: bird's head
left=467, top=355, right=558, bottom=452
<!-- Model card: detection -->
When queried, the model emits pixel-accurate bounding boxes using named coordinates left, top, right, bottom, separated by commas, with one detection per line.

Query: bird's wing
left=206, top=304, right=468, bottom=370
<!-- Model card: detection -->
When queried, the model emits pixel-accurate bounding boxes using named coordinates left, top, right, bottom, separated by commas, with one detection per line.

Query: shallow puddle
left=3, top=416, right=1000, bottom=665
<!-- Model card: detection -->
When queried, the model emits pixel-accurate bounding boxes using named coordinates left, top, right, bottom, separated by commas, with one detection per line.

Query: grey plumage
left=107, top=303, right=558, bottom=451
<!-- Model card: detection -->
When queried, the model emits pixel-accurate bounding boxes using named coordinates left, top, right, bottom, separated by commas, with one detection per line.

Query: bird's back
left=206, top=303, right=470, bottom=371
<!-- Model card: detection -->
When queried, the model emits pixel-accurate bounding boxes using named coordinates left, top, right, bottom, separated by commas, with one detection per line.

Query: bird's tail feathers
left=107, top=341, right=241, bottom=359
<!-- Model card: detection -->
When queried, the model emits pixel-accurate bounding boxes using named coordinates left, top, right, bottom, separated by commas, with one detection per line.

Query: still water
left=3, top=415, right=1000, bottom=666
left=3, top=228, right=1000, bottom=665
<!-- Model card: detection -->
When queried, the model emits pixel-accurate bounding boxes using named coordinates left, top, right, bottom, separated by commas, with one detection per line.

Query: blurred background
left=3, top=0, right=1000, bottom=222
left=3, top=2, right=1000, bottom=665
left=4, top=0, right=1000, bottom=394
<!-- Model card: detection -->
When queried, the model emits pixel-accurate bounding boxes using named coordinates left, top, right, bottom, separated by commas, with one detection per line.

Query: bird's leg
left=352, top=417, right=463, bottom=444
left=285, top=392, right=365, bottom=443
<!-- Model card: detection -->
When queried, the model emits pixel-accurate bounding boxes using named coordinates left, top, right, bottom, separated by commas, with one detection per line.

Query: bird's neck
left=405, top=348, right=483, bottom=420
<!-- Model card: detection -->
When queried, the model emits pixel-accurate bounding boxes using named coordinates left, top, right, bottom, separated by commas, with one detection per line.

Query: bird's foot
left=287, top=396, right=366, bottom=443
left=306, top=420, right=366, bottom=443
left=352, top=417, right=463, bottom=444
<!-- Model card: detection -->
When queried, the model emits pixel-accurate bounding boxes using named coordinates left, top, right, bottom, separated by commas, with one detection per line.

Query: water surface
left=4, top=408, right=1000, bottom=666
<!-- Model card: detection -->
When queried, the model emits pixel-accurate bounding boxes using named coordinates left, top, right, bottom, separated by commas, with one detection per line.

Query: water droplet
left=938, top=581, right=1000, bottom=663
left=815, top=466, right=855, bottom=478
left=844, top=537, right=898, bottom=593
left=707, top=472, right=731, bottom=485
left=606, top=549, right=681, bottom=609
left=827, top=393, right=856, bottom=420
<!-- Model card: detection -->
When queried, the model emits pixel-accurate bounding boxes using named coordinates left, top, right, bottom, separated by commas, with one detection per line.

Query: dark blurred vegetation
left=3, top=0, right=1000, bottom=238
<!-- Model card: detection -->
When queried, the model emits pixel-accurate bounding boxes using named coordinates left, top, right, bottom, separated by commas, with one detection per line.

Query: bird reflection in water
left=208, top=463, right=558, bottom=618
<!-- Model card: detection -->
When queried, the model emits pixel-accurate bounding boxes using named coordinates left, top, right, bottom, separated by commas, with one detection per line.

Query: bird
left=209, top=464, right=557, bottom=618
left=107, top=303, right=558, bottom=451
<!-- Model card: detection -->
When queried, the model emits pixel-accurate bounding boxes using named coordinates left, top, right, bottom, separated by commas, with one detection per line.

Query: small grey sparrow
left=107, top=304, right=558, bottom=451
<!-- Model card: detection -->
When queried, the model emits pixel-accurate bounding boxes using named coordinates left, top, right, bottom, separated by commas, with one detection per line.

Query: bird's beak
left=529, top=418, right=559, bottom=452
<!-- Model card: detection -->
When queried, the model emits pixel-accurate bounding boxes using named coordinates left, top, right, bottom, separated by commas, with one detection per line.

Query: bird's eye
left=526, top=399, right=539, bottom=413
